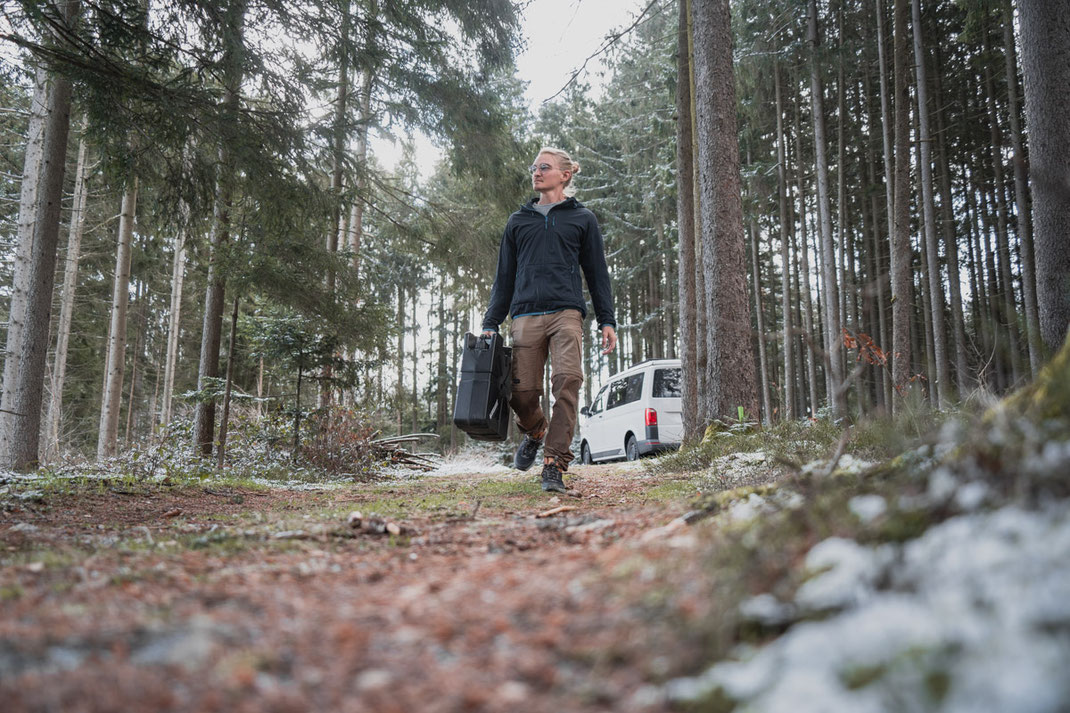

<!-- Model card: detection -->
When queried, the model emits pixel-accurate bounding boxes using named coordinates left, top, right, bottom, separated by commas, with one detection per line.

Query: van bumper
left=638, top=425, right=680, bottom=455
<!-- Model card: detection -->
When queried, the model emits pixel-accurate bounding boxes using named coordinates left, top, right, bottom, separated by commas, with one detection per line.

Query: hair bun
left=570, top=161, right=581, bottom=175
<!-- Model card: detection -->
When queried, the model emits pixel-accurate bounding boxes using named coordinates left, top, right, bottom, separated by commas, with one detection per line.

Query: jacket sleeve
left=481, top=224, right=517, bottom=331
left=578, top=211, right=616, bottom=329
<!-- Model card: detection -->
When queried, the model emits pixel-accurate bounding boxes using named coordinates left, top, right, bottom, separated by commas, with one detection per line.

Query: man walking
left=482, top=147, right=617, bottom=493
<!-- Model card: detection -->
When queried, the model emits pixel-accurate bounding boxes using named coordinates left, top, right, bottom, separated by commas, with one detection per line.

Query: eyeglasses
left=528, top=163, right=556, bottom=174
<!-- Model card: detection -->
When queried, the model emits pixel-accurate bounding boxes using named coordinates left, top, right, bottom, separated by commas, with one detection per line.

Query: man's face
left=531, top=153, right=570, bottom=194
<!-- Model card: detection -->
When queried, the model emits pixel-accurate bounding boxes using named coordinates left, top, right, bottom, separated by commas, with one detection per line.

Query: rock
left=131, top=619, right=220, bottom=670
left=355, top=668, right=392, bottom=691
left=497, top=680, right=530, bottom=703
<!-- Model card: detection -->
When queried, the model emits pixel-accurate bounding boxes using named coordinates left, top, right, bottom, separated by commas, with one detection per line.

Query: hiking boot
left=514, top=432, right=543, bottom=471
left=540, top=461, right=566, bottom=493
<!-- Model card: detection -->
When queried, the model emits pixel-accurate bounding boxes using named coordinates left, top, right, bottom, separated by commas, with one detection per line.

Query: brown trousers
left=508, top=310, right=584, bottom=469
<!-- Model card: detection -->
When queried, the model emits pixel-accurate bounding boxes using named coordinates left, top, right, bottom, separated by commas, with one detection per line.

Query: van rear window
left=607, top=373, right=644, bottom=410
left=653, top=368, right=682, bottom=398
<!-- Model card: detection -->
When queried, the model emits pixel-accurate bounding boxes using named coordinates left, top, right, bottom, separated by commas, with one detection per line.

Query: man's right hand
left=481, top=330, right=497, bottom=338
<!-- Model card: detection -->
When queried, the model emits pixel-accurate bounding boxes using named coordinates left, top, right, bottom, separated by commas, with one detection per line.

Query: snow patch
left=848, top=494, right=887, bottom=523
left=665, top=503, right=1070, bottom=712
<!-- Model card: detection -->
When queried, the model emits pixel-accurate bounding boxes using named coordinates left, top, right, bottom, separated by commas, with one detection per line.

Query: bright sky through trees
left=373, top=0, right=652, bottom=175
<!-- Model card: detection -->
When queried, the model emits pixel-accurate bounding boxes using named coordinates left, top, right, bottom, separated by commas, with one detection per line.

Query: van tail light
left=644, top=408, right=658, bottom=426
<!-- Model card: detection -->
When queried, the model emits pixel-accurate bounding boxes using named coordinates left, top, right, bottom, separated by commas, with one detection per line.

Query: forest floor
left=0, top=449, right=783, bottom=713
left=4, top=406, right=1070, bottom=713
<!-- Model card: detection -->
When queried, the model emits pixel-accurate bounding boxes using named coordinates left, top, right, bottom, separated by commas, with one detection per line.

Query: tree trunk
left=0, top=2, right=77, bottom=472
left=348, top=0, right=379, bottom=274
left=1019, top=0, right=1070, bottom=353
left=794, top=94, right=821, bottom=417
left=45, top=126, right=89, bottom=459
left=1002, top=0, right=1040, bottom=375
left=931, top=49, right=970, bottom=396
left=875, top=0, right=897, bottom=406
left=436, top=274, right=447, bottom=435
left=396, top=284, right=405, bottom=435
left=688, top=4, right=707, bottom=421
left=320, top=5, right=350, bottom=411
left=293, top=366, right=303, bottom=462
left=124, top=279, right=148, bottom=445
left=676, top=0, right=700, bottom=441
left=160, top=230, right=187, bottom=430
left=217, top=296, right=240, bottom=469
left=97, top=179, right=138, bottom=459
left=911, top=0, right=951, bottom=406
left=193, top=0, right=246, bottom=458
left=749, top=216, right=771, bottom=423
left=774, top=64, right=796, bottom=421
left=691, top=0, right=758, bottom=422
left=808, top=0, right=845, bottom=418
left=890, top=0, right=914, bottom=404
left=984, top=51, right=1024, bottom=385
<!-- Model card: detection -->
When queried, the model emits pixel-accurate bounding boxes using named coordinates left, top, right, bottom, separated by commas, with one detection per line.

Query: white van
left=578, top=359, right=683, bottom=463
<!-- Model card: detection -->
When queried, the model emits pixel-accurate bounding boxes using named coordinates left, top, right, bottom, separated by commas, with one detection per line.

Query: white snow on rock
left=794, top=538, right=895, bottom=611
left=655, top=503, right=1070, bottom=712
left=726, top=493, right=772, bottom=523
left=848, top=494, right=888, bottom=523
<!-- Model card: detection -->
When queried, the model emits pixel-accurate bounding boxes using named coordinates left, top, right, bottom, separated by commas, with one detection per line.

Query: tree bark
left=931, top=48, right=970, bottom=396
left=1002, top=0, right=1040, bottom=375
left=45, top=126, right=89, bottom=460
left=911, top=0, right=951, bottom=406
left=160, top=230, right=187, bottom=430
left=875, top=0, right=897, bottom=406
left=774, top=64, right=796, bottom=421
left=794, top=94, right=821, bottom=417
left=193, top=0, right=246, bottom=457
left=749, top=216, right=771, bottom=423
left=396, top=283, right=405, bottom=435
left=320, top=2, right=351, bottom=411
left=984, top=50, right=1024, bottom=385
left=217, top=296, right=240, bottom=469
left=0, top=1, right=77, bottom=472
left=1019, top=0, right=1070, bottom=353
left=124, top=280, right=148, bottom=445
left=807, top=0, right=845, bottom=418
left=691, top=0, right=758, bottom=422
left=97, top=180, right=139, bottom=459
left=348, top=0, right=379, bottom=275
left=890, top=0, right=914, bottom=405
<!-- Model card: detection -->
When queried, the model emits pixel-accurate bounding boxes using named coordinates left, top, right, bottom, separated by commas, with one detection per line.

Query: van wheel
left=581, top=442, right=592, bottom=465
left=625, top=434, right=639, bottom=461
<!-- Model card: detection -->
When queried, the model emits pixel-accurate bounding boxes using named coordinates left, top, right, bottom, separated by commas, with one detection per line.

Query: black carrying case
left=453, top=332, right=513, bottom=441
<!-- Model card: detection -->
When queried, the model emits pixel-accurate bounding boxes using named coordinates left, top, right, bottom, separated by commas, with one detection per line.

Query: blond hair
left=537, top=146, right=581, bottom=197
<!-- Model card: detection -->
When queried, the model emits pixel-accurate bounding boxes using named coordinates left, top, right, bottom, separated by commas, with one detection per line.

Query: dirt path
left=1, top=459, right=770, bottom=713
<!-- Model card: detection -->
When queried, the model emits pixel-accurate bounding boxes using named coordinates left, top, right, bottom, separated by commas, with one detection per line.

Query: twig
left=542, top=0, right=662, bottom=104
left=819, top=427, right=852, bottom=478
left=536, top=505, right=579, bottom=518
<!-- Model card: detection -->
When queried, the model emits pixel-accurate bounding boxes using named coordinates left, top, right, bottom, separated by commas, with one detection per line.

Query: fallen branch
left=536, top=505, right=579, bottom=518
left=369, top=433, right=441, bottom=472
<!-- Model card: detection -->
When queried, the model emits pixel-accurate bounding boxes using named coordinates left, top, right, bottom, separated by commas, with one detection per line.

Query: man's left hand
left=601, top=325, right=617, bottom=354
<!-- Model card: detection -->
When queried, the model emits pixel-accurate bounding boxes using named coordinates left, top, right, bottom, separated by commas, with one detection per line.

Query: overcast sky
left=514, top=0, right=652, bottom=109
left=373, top=0, right=653, bottom=175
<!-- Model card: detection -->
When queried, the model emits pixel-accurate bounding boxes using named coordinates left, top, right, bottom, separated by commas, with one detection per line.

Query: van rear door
left=651, top=366, right=683, bottom=443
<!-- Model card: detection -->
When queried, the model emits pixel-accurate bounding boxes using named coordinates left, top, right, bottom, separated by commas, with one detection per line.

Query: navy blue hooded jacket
left=481, top=196, right=616, bottom=332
